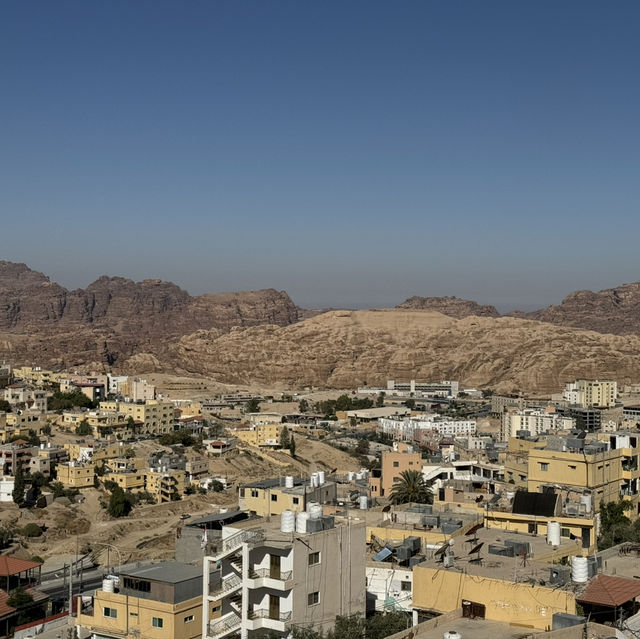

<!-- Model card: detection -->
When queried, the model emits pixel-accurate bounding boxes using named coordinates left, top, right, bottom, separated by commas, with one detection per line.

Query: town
left=0, top=365, right=638, bottom=639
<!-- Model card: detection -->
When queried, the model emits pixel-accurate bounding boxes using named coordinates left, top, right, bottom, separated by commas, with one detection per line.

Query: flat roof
left=121, top=561, right=201, bottom=584
left=411, top=616, right=540, bottom=639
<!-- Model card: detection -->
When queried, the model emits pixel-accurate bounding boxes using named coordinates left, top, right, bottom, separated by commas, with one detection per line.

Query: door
left=270, top=554, right=281, bottom=579
left=462, top=600, right=485, bottom=619
left=582, top=527, right=591, bottom=549
left=269, top=594, right=280, bottom=620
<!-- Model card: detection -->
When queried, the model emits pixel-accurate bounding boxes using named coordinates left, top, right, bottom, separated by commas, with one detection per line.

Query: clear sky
left=1, top=1, right=638, bottom=311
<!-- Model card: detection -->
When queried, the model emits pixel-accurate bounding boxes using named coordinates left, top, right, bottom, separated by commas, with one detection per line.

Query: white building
left=0, top=474, right=15, bottom=502
left=379, top=416, right=476, bottom=441
left=500, top=409, right=575, bottom=440
left=366, top=564, right=413, bottom=613
left=563, top=379, right=618, bottom=408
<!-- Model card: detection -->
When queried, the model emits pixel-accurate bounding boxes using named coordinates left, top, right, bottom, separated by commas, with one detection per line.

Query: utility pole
left=68, top=561, right=73, bottom=614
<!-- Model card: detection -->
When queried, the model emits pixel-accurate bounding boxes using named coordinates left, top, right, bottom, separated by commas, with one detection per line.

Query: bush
left=22, top=523, right=43, bottom=538
left=30, top=555, right=44, bottom=564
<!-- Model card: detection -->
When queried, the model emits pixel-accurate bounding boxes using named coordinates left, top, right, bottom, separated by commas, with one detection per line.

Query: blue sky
left=1, top=1, right=638, bottom=310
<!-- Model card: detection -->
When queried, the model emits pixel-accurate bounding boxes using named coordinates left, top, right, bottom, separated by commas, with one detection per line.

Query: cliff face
left=512, top=283, right=640, bottom=336
left=0, top=261, right=299, bottom=366
left=397, top=296, right=499, bottom=319
left=166, top=310, right=640, bottom=394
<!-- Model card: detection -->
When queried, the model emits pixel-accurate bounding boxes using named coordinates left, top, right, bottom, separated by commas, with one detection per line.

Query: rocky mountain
left=512, top=282, right=640, bottom=336
left=164, top=310, right=640, bottom=393
left=0, top=261, right=299, bottom=366
left=397, top=296, right=499, bottom=318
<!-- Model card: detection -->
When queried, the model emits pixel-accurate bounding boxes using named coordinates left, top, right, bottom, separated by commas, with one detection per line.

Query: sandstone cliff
left=397, top=296, right=499, bottom=318
left=165, top=309, right=640, bottom=393
left=512, top=282, right=640, bottom=336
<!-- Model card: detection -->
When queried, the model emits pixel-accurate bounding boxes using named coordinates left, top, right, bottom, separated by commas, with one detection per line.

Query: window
left=308, top=552, right=321, bottom=566
left=271, top=494, right=278, bottom=501
left=400, top=581, right=411, bottom=591
left=152, top=617, right=163, bottom=628
left=184, top=615, right=194, bottom=623
left=393, top=461, right=399, bottom=467
left=308, top=592, right=319, bottom=606
left=293, top=497, right=299, bottom=505
left=130, top=612, right=138, bottom=618
left=251, top=489, right=258, bottom=498
left=569, top=465, right=577, bottom=470
left=103, top=607, right=117, bottom=619
left=539, top=463, right=549, bottom=471
left=561, top=528, right=571, bottom=538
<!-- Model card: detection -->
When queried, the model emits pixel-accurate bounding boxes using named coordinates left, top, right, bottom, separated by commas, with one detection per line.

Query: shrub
left=22, top=523, right=43, bottom=538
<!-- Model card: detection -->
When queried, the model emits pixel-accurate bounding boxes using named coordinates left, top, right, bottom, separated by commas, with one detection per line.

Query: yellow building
left=57, top=462, right=95, bottom=489
left=233, top=423, right=283, bottom=447
left=76, top=561, right=211, bottom=639
left=145, top=469, right=187, bottom=503
left=99, top=400, right=175, bottom=437
left=564, top=379, right=618, bottom=408
left=104, top=471, right=146, bottom=492
left=413, top=563, right=575, bottom=630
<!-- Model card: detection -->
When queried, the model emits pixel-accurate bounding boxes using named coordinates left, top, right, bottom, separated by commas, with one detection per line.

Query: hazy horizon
left=2, top=1, right=639, bottom=311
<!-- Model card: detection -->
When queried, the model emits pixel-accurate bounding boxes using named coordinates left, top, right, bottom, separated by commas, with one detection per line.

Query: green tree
left=404, top=398, right=416, bottom=410
left=7, top=586, right=33, bottom=609
left=365, top=611, right=412, bottom=639
left=599, top=499, right=633, bottom=549
left=107, top=486, right=134, bottom=518
left=376, top=392, right=385, bottom=408
left=298, top=399, right=309, bottom=413
left=246, top=397, right=261, bottom=413
left=280, top=426, right=291, bottom=449
left=75, top=419, right=92, bottom=436
left=355, top=438, right=370, bottom=456
left=209, top=480, right=224, bottom=492
left=0, top=524, right=15, bottom=549
left=0, top=399, right=12, bottom=412
left=390, top=469, right=433, bottom=505
left=289, top=434, right=296, bottom=458
left=21, top=523, right=43, bottom=538
left=12, top=460, right=26, bottom=507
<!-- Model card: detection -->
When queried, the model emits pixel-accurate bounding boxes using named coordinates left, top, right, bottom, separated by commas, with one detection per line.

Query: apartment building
left=233, top=423, right=283, bottom=447
left=385, top=379, right=459, bottom=397
left=563, top=379, right=618, bottom=408
left=202, top=513, right=365, bottom=639
left=500, top=408, right=574, bottom=440
left=99, top=400, right=175, bottom=437
left=57, top=462, right=95, bottom=489
left=0, top=442, right=35, bottom=475
left=119, top=378, right=156, bottom=402
left=3, top=384, right=48, bottom=412
left=12, top=366, right=62, bottom=387
left=379, top=416, right=476, bottom=442
left=239, top=476, right=337, bottom=517
left=145, top=468, right=187, bottom=503
left=369, top=442, right=422, bottom=498
left=76, top=562, right=206, bottom=639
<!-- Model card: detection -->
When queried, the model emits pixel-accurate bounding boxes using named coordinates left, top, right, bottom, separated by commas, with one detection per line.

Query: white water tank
left=347, top=472, right=355, bottom=481
left=581, top=495, right=592, bottom=513
left=296, top=511, right=310, bottom=533
left=359, top=496, right=368, bottom=510
left=355, top=471, right=364, bottom=480
left=310, top=473, right=318, bottom=488
left=102, top=578, right=115, bottom=593
left=571, top=556, right=589, bottom=583
left=309, top=504, right=323, bottom=519
left=285, top=476, right=294, bottom=489
left=281, top=510, right=296, bottom=533
left=506, top=491, right=515, bottom=502
left=547, top=521, right=561, bottom=546
left=317, top=471, right=325, bottom=486
left=307, top=501, right=319, bottom=513
left=443, top=632, right=462, bottom=639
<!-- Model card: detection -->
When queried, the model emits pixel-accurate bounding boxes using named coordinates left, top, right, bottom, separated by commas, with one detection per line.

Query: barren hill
left=397, top=296, right=499, bottom=318
left=163, top=309, right=640, bottom=394
left=512, top=282, right=640, bottom=336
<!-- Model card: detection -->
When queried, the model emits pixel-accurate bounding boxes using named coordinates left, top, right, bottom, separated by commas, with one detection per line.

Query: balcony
left=209, top=574, right=242, bottom=601
left=244, top=609, right=292, bottom=632
left=208, top=612, right=241, bottom=639
left=211, top=528, right=265, bottom=562
left=246, top=568, right=294, bottom=590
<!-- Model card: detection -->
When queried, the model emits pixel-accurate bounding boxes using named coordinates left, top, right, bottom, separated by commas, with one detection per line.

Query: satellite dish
left=468, top=542, right=484, bottom=555
left=382, top=504, right=391, bottom=513
left=465, top=523, right=483, bottom=536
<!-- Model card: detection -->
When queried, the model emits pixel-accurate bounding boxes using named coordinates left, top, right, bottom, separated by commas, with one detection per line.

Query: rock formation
left=397, top=296, right=499, bottom=318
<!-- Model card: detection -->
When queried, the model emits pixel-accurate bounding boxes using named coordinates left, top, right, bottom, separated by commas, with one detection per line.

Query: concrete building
left=563, top=379, right=618, bottom=408
left=386, top=380, right=459, bottom=397
left=3, top=384, right=47, bottom=412
left=366, top=563, right=413, bottom=613
left=379, top=416, right=476, bottom=442
left=369, top=443, right=422, bottom=499
left=239, top=477, right=337, bottom=516
left=145, top=468, right=187, bottom=503
left=98, top=400, right=175, bottom=438
left=202, top=513, right=365, bottom=639
left=57, top=462, right=94, bottom=489
left=76, top=562, right=206, bottom=639
left=233, top=423, right=283, bottom=448
left=500, top=409, right=574, bottom=440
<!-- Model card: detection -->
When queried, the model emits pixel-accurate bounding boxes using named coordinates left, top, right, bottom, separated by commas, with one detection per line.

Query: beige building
left=145, top=468, right=187, bottom=503
left=57, top=462, right=95, bottom=489
left=234, top=423, right=283, bottom=447
left=563, top=379, right=618, bottom=408
left=99, top=400, right=175, bottom=437
left=500, top=408, right=574, bottom=440
left=369, top=442, right=422, bottom=498
left=203, top=513, right=365, bottom=639
left=76, top=562, right=207, bottom=639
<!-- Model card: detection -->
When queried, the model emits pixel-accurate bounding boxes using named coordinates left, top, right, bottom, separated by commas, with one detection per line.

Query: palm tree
left=389, top=470, right=432, bottom=505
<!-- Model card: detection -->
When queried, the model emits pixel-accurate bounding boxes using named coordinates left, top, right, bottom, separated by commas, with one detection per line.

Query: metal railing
left=210, top=574, right=242, bottom=597
left=209, top=613, right=241, bottom=637
left=249, top=568, right=293, bottom=581
left=249, top=609, right=292, bottom=622
left=219, top=528, right=265, bottom=554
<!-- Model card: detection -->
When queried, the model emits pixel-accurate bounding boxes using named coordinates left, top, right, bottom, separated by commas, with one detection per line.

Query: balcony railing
left=249, top=568, right=293, bottom=581
left=249, top=609, right=292, bottom=622
left=209, top=613, right=241, bottom=638
left=210, top=574, right=242, bottom=597
left=217, top=528, right=265, bottom=555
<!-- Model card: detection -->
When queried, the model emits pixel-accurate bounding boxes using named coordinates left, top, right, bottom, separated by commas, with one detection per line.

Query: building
left=76, top=562, right=206, bottom=639
left=563, top=379, right=618, bottom=408
left=98, top=400, right=175, bottom=438
left=239, top=477, right=337, bottom=517
left=202, top=513, right=365, bottom=639
left=500, top=409, right=574, bottom=440
left=2, top=385, right=47, bottom=412
left=366, top=563, right=412, bottom=614
left=145, top=468, right=187, bottom=503
left=233, top=423, right=283, bottom=448
left=369, top=443, right=422, bottom=499
left=57, top=462, right=95, bottom=489
left=386, top=380, right=459, bottom=397
left=379, top=416, right=476, bottom=442
left=120, top=378, right=156, bottom=402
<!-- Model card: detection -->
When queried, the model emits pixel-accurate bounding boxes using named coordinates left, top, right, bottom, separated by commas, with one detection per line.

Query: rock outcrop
left=397, top=296, right=499, bottom=318
left=512, top=282, right=640, bottom=336
left=167, top=309, right=640, bottom=393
